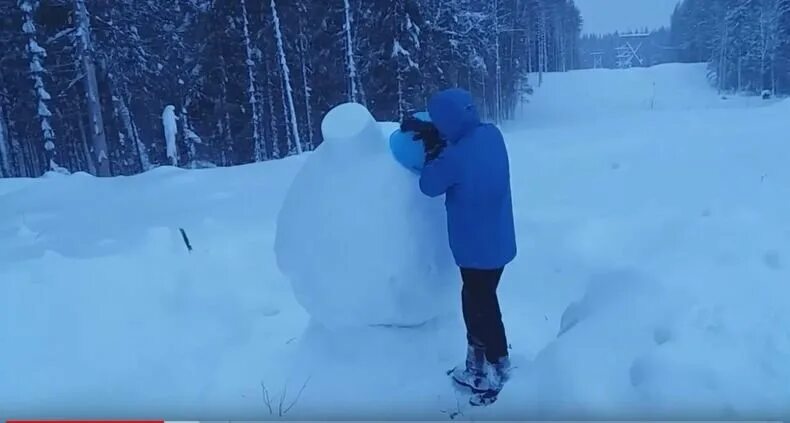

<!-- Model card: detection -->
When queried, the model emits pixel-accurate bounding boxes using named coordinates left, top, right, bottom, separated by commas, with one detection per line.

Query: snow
left=275, top=102, right=457, bottom=329
left=19, top=1, right=33, bottom=15
left=318, top=102, right=379, bottom=148
left=162, top=105, right=178, bottom=166
left=27, top=40, right=46, bottom=54
left=37, top=86, right=51, bottom=101
left=2, top=63, right=790, bottom=420
left=37, top=100, right=51, bottom=117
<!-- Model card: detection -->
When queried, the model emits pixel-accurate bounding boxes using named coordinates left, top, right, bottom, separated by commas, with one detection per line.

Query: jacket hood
left=427, top=88, right=480, bottom=144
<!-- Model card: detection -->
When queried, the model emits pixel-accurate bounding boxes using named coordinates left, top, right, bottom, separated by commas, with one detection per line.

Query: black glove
left=400, top=117, right=446, bottom=164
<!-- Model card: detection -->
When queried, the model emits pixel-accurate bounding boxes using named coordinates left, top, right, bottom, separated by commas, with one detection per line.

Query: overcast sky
left=575, top=0, right=681, bottom=34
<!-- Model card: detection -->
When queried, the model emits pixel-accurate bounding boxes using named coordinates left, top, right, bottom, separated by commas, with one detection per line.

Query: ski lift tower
left=616, top=32, right=649, bottom=69
left=591, top=52, right=604, bottom=69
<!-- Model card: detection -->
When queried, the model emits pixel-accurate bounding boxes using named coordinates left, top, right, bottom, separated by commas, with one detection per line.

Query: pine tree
left=672, top=0, right=790, bottom=95
left=0, top=91, right=11, bottom=178
left=270, top=0, right=303, bottom=155
left=240, top=0, right=267, bottom=162
left=91, top=0, right=155, bottom=174
left=0, top=0, right=584, bottom=178
left=295, top=1, right=315, bottom=149
left=342, top=0, right=362, bottom=103
left=73, top=0, right=110, bottom=176
left=368, top=0, right=423, bottom=120
left=19, top=0, right=60, bottom=174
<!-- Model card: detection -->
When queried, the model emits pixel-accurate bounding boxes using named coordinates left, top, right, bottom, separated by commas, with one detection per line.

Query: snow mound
left=274, top=103, right=457, bottom=330
left=517, top=270, right=689, bottom=418
left=516, top=263, right=790, bottom=419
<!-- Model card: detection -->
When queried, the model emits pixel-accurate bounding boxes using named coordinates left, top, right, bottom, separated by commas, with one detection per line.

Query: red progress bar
left=8, top=421, right=164, bottom=423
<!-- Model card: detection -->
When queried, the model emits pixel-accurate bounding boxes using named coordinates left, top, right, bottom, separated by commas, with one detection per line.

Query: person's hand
left=400, top=118, right=446, bottom=164
left=423, top=134, right=445, bottom=163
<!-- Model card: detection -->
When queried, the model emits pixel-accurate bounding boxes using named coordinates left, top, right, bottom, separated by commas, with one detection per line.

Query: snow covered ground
left=2, top=62, right=790, bottom=420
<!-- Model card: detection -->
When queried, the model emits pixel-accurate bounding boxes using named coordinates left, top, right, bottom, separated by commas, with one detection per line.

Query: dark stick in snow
left=179, top=228, right=193, bottom=252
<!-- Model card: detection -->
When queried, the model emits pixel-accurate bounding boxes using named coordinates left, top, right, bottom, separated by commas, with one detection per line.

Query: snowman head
left=321, top=102, right=385, bottom=155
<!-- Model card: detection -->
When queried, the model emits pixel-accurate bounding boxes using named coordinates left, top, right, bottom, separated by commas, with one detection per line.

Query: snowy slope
left=502, top=64, right=790, bottom=419
left=2, top=63, right=790, bottom=420
left=512, top=63, right=776, bottom=130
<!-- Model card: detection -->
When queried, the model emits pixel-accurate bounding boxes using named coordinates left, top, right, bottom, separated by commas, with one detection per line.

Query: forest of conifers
left=1, top=0, right=788, bottom=179
left=671, top=0, right=790, bottom=94
left=0, top=0, right=581, bottom=178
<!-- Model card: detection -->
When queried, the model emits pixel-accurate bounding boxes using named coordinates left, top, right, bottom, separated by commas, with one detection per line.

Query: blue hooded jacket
left=420, top=88, right=517, bottom=270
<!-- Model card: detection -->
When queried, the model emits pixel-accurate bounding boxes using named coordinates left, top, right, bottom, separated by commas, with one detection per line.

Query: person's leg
left=461, top=268, right=487, bottom=351
left=452, top=268, right=491, bottom=391
left=478, top=267, right=508, bottom=363
left=475, top=267, right=511, bottom=388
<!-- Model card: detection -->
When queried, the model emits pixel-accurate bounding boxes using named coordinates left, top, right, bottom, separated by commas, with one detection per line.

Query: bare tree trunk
left=0, top=97, right=10, bottom=177
left=76, top=101, right=97, bottom=175
left=241, top=0, right=266, bottom=161
left=119, top=93, right=150, bottom=172
left=737, top=55, right=742, bottom=92
left=180, top=104, right=197, bottom=167
left=0, top=85, right=26, bottom=177
left=271, top=0, right=303, bottom=154
left=717, top=14, right=729, bottom=93
left=217, top=54, right=234, bottom=166
left=342, top=0, right=360, bottom=103
left=493, top=0, right=502, bottom=123
left=263, top=57, right=280, bottom=159
left=24, top=137, right=41, bottom=176
left=279, top=70, right=292, bottom=152
left=771, top=62, right=776, bottom=94
left=527, top=20, right=533, bottom=73
left=537, top=5, right=548, bottom=86
left=298, top=23, right=313, bottom=150
left=106, top=70, right=149, bottom=174
left=558, top=18, right=567, bottom=72
left=75, top=0, right=110, bottom=176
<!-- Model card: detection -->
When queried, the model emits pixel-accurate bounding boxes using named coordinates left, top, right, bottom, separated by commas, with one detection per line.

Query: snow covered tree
left=240, top=0, right=267, bottom=162
left=73, top=0, right=109, bottom=176
left=89, top=0, right=155, bottom=174
left=19, top=0, right=60, bottom=174
left=0, top=68, right=15, bottom=177
left=0, top=95, right=11, bottom=178
left=162, top=105, right=178, bottom=166
left=270, top=0, right=303, bottom=155
left=342, top=0, right=363, bottom=104
left=0, top=0, right=583, bottom=178
left=366, top=0, right=424, bottom=120
left=672, top=0, right=790, bottom=94
left=295, top=1, right=315, bottom=149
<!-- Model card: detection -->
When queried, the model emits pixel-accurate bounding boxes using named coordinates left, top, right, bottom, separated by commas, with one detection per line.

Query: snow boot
left=488, top=355, right=512, bottom=391
left=450, top=343, right=491, bottom=393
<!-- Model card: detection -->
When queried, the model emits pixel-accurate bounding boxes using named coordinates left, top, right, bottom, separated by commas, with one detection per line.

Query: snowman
left=273, top=103, right=457, bottom=330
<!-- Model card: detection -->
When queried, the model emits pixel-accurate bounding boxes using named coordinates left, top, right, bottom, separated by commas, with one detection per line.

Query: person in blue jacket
left=400, top=88, right=517, bottom=392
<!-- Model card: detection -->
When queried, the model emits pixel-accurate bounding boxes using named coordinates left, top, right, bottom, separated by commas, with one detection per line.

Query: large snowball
left=274, top=103, right=458, bottom=329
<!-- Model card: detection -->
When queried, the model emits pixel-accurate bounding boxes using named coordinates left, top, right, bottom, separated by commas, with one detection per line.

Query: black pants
left=460, top=267, right=508, bottom=363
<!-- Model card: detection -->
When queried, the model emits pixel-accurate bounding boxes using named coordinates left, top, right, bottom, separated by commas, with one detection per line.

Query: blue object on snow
left=389, top=111, right=432, bottom=174
left=419, top=88, right=517, bottom=270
